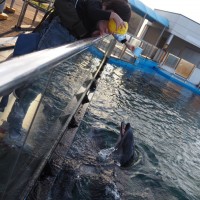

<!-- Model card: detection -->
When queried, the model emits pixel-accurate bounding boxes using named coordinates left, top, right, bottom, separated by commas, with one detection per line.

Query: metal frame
left=16, top=0, right=54, bottom=29
left=0, top=35, right=106, bottom=96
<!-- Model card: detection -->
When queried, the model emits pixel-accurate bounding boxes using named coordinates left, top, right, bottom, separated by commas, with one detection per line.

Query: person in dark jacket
left=37, top=0, right=132, bottom=50
left=0, top=0, right=133, bottom=113
left=115, top=122, right=135, bottom=167
left=0, top=0, right=133, bottom=139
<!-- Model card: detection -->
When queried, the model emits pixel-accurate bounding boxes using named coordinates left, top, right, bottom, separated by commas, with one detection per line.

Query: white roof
left=155, top=9, right=200, bottom=48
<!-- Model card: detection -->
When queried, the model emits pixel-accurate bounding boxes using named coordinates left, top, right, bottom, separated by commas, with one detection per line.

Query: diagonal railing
left=0, top=35, right=110, bottom=200
left=0, top=35, right=105, bottom=96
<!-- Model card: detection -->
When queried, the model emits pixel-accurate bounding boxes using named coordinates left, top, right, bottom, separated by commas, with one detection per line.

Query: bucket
left=133, top=47, right=143, bottom=58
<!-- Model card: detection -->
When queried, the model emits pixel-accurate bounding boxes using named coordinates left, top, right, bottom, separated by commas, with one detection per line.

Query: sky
left=140, top=0, right=200, bottom=23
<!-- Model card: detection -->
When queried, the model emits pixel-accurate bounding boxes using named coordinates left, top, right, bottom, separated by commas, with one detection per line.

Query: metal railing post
left=15, top=0, right=29, bottom=28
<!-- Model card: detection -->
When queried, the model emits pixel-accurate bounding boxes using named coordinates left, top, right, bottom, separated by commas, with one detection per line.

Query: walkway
left=0, top=0, right=45, bottom=62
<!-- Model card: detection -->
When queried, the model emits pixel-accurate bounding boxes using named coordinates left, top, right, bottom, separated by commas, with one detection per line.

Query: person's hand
left=110, top=12, right=126, bottom=30
left=96, top=20, right=109, bottom=35
left=91, top=30, right=101, bottom=37
left=125, top=42, right=135, bottom=51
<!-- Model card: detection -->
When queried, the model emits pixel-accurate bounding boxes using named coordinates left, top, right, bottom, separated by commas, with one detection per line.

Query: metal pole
left=47, top=0, right=54, bottom=11
left=154, top=27, right=166, bottom=47
left=15, top=0, right=29, bottom=28
left=0, top=35, right=106, bottom=96
left=31, top=2, right=40, bottom=25
left=9, top=0, right=15, bottom=8
left=135, top=14, right=147, bottom=37
left=104, top=39, right=116, bottom=58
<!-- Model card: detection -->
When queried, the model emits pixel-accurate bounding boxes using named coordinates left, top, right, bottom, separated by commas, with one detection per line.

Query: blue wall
left=89, top=46, right=200, bottom=95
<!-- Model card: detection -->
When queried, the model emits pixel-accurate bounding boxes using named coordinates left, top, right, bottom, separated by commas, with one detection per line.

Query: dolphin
left=115, top=122, right=135, bottom=167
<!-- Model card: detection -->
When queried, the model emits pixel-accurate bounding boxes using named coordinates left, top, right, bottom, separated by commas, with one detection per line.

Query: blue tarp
left=129, top=0, right=169, bottom=28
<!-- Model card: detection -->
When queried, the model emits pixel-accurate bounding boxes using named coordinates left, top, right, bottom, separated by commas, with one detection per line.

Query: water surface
left=56, top=62, right=200, bottom=200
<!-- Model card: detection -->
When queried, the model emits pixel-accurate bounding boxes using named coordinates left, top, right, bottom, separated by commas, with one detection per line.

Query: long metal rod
left=154, top=27, right=166, bottom=47
left=20, top=42, right=111, bottom=200
left=135, top=13, right=147, bottom=37
left=16, top=0, right=29, bottom=28
left=0, top=35, right=106, bottom=96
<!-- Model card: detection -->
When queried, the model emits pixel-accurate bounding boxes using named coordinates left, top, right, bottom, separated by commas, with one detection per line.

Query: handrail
left=0, top=35, right=106, bottom=96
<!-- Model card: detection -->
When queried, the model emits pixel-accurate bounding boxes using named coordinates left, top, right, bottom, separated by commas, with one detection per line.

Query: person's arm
left=125, top=41, right=135, bottom=51
left=113, top=34, right=135, bottom=51
left=54, top=0, right=88, bottom=38
left=86, top=0, right=110, bottom=22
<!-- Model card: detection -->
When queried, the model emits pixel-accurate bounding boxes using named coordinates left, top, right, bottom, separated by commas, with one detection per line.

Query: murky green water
left=60, top=62, right=200, bottom=200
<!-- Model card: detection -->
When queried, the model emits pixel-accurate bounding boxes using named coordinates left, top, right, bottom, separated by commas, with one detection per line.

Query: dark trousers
left=0, top=95, right=9, bottom=109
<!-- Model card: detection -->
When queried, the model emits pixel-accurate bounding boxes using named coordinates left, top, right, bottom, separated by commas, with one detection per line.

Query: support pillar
left=5, top=0, right=16, bottom=13
left=163, top=34, right=174, bottom=50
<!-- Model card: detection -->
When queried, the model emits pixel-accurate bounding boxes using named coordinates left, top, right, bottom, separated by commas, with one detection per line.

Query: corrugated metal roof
left=129, top=0, right=169, bottom=27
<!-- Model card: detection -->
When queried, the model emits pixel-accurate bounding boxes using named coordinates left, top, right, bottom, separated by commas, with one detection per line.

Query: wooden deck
left=0, top=0, right=46, bottom=62
left=0, top=0, right=45, bottom=37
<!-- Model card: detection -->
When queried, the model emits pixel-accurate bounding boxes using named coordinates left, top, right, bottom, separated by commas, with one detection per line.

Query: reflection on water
left=0, top=51, right=102, bottom=199
left=42, top=63, right=200, bottom=200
